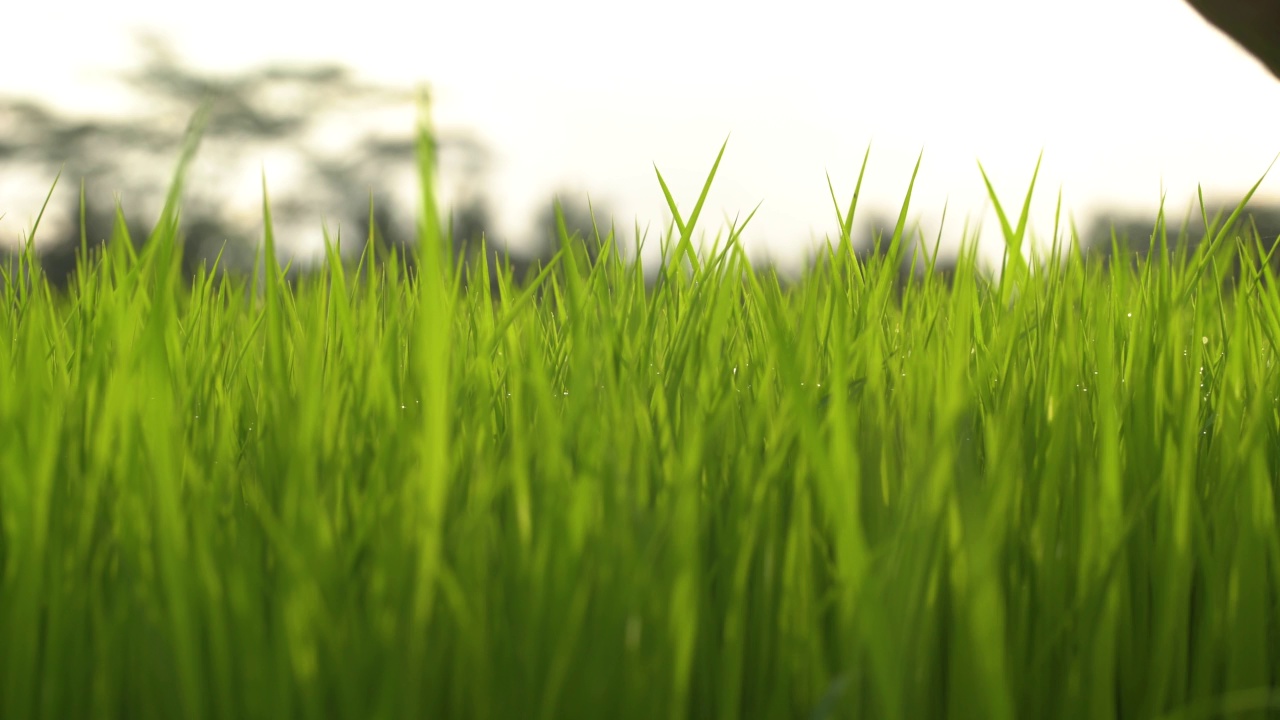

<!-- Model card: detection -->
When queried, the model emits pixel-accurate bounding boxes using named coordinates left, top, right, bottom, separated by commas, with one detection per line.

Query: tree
left=0, top=33, right=495, bottom=287
left=1082, top=200, right=1280, bottom=287
left=531, top=191, right=616, bottom=264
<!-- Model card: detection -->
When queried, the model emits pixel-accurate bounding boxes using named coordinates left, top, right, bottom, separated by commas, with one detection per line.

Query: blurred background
left=3, top=0, right=1280, bottom=286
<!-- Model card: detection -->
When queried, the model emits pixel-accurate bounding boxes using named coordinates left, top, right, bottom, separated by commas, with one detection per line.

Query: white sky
left=4, top=0, right=1280, bottom=269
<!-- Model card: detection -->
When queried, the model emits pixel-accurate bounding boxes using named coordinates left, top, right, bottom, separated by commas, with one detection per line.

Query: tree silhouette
left=0, top=32, right=495, bottom=287
left=532, top=191, right=615, bottom=263
left=1082, top=200, right=1280, bottom=287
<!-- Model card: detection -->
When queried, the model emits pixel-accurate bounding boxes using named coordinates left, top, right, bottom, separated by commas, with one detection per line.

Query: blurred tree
left=1082, top=200, right=1280, bottom=286
left=802, top=210, right=959, bottom=297
left=531, top=191, right=615, bottom=265
left=0, top=32, right=496, bottom=287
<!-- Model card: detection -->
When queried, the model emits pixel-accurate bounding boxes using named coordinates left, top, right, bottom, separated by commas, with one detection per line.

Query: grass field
left=4, top=98, right=1280, bottom=720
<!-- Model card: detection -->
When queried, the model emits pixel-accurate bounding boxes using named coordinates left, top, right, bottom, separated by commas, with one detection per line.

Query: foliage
left=0, top=34, right=494, bottom=283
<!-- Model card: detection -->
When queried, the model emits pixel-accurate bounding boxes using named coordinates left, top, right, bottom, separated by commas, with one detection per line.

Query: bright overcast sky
left=4, top=0, right=1280, bottom=268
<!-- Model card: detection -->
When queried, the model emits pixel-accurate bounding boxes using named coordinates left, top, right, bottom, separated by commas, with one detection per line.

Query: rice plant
left=3, top=95, right=1280, bottom=720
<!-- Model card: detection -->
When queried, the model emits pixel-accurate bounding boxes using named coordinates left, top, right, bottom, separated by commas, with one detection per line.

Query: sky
left=4, top=0, right=1280, bottom=269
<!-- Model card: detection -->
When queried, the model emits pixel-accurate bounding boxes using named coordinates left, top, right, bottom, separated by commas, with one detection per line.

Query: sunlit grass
left=4, top=97, right=1280, bottom=720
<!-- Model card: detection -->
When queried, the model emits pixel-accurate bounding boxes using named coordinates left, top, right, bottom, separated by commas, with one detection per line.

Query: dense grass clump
left=5, top=101, right=1280, bottom=720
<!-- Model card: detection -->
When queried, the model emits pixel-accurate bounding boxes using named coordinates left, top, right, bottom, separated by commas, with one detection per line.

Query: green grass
left=5, top=97, right=1280, bottom=720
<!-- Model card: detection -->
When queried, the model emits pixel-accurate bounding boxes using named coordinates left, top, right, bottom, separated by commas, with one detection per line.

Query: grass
left=4, top=95, right=1280, bottom=720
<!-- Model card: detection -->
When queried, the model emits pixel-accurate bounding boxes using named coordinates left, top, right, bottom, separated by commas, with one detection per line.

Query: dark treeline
left=4, top=36, right=1279, bottom=296
left=1080, top=202, right=1280, bottom=288
left=853, top=199, right=1280, bottom=299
